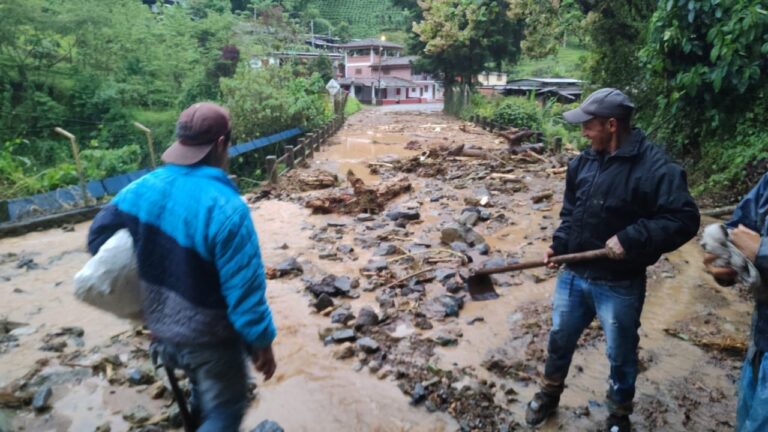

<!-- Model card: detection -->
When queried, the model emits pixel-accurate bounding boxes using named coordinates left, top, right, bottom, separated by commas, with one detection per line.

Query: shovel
left=466, top=248, right=611, bottom=301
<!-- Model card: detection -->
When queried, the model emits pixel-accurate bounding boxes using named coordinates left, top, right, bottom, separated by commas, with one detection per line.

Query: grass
left=509, top=45, right=588, bottom=79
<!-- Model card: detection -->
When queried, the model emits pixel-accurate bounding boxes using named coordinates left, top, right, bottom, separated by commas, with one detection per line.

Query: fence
left=0, top=113, right=347, bottom=227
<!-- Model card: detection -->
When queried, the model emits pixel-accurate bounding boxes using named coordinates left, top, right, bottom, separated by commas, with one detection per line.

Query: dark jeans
left=542, top=270, right=646, bottom=415
left=152, top=340, right=249, bottom=432
left=737, top=349, right=768, bottom=431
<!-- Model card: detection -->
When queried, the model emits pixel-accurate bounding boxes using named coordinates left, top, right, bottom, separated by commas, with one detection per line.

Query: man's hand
left=605, top=235, right=626, bottom=260
left=251, top=345, right=276, bottom=381
left=544, top=248, right=560, bottom=269
left=731, top=224, right=761, bottom=263
left=703, top=252, right=737, bottom=286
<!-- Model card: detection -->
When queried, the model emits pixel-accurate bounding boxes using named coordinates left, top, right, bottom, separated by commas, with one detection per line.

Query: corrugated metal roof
left=340, top=38, right=404, bottom=49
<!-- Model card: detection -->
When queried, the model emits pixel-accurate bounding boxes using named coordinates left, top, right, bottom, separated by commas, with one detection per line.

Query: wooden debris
left=305, top=170, right=412, bottom=215
left=531, top=191, right=554, bottom=203
left=498, top=129, right=538, bottom=146
left=546, top=167, right=568, bottom=175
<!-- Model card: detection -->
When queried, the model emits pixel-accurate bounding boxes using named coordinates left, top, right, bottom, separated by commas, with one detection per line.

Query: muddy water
left=0, top=106, right=752, bottom=431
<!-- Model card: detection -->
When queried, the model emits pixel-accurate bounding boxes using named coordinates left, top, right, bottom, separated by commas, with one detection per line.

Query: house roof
left=340, top=38, right=404, bottom=50
left=507, top=78, right=583, bottom=85
left=338, top=76, right=427, bottom=87
left=374, top=56, right=418, bottom=67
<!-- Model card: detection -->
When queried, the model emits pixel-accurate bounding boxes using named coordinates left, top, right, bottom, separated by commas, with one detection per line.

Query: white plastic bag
left=74, top=229, right=142, bottom=319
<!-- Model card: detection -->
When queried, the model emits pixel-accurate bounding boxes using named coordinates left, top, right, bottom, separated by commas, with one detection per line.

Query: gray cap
left=563, top=88, right=635, bottom=124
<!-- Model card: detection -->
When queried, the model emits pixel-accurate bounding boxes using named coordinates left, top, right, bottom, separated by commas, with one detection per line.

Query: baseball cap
left=563, top=88, right=635, bottom=124
left=162, top=102, right=231, bottom=165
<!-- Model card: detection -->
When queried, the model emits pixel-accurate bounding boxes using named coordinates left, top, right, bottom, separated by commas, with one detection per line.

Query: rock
left=251, top=420, right=285, bottom=432
left=385, top=209, right=420, bottom=221
left=40, top=340, right=67, bottom=352
left=430, top=195, right=442, bottom=202
left=16, top=257, right=39, bottom=270
left=318, top=249, right=339, bottom=260
left=314, top=294, right=334, bottom=312
left=274, top=258, right=303, bottom=277
left=414, top=317, right=433, bottom=330
left=32, top=385, right=52, bottom=412
left=394, top=218, right=409, bottom=228
left=148, top=381, right=166, bottom=399
left=374, top=243, right=398, bottom=256
left=450, top=242, right=470, bottom=253
left=474, top=243, right=490, bottom=255
left=405, top=242, right=429, bottom=254
left=127, top=368, right=155, bottom=386
left=444, top=279, right=464, bottom=294
left=331, top=308, right=355, bottom=325
left=333, top=276, right=359, bottom=294
left=362, top=258, right=389, bottom=273
left=458, top=211, right=479, bottom=227
left=434, top=294, right=464, bottom=317
left=336, top=244, right=354, bottom=254
left=352, top=362, right=365, bottom=372
left=464, top=229, right=486, bottom=247
left=356, top=337, right=380, bottom=354
left=355, top=307, right=380, bottom=329
left=479, top=209, right=492, bottom=221
left=61, top=326, right=85, bottom=337
left=331, top=329, right=356, bottom=343
left=368, top=360, right=383, bottom=373
left=376, top=293, right=395, bottom=309
left=95, top=422, right=111, bottom=432
left=432, top=328, right=461, bottom=346
left=307, top=275, right=340, bottom=297
left=441, top=224, right=466, bottom=244
left=122, top=405, right=151, bottom=424
left=356, top=213, right=375, bottom=222
left=333, top=343, right=356, bottom=360
left=326, top=220, right=348, bottom=227
left=410, top=383, right=427, bottom=405
left=435, top=268, right=457, bottom=283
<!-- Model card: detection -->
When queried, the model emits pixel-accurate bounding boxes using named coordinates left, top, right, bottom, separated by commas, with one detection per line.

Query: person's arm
left=214, top=206, right=277, bottom=368
left=728, top=174, right=768, bottom=276
left=615, top=163, right=700, bottom=258
left=550, top=159, right=577, bottom=256
left=87, top=204, right=127, bottom=255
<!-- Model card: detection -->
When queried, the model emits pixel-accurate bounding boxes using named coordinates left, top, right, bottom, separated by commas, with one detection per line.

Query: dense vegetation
left=419, top=0, right=768, bottom=202
left=1, top=0, right=767, bottom=204
left=0, top=0, right=335, bottom=199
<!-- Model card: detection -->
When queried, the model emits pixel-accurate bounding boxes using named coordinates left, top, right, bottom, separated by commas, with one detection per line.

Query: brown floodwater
left=0, top=107, right=751, bottom=431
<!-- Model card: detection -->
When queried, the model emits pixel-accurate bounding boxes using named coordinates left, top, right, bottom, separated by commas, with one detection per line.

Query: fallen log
left=701, top=205, right=737, bottom=218
left=305, top=170, right=412, bottom=215
left=508, top=144, right=545, bottom=156
left=531, top=190, right=554, bottom=203
left=498, top=129, right=537, bottom=146
left=459, top=123, right=485, bottom=135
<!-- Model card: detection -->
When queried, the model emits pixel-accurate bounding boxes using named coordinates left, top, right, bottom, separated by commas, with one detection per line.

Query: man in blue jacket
left=704, top=178, right=768, bottom=432
left=525, top=89, right=700, bottom=431
left=88, top=102, right=277, bottom=432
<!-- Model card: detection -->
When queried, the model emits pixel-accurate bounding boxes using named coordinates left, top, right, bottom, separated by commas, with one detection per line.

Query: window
left=419, top=88, right=423, bottom=96
left=424, top=86, right=428, bottom=92
left=396, top=88, right=401, bottom=96
left=383, top=69, right=390, bottom=75
left=355, top=68, right=362, bottom=75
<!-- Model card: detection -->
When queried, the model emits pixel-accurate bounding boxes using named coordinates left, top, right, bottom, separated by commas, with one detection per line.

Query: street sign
left=326, top=79, right=340, bottom=96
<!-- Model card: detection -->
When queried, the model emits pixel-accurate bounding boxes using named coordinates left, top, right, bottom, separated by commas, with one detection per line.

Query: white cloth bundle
left=73, top=229, right=142, bottom=319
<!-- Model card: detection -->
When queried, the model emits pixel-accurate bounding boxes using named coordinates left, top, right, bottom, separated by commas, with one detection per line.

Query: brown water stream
left=0, top=106, right=751, bottom=431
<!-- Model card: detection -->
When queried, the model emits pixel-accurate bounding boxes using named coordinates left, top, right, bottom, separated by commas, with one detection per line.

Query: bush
left=490, top=96, right=542, bottom=130
left=344, top=95, right=363, bottom=116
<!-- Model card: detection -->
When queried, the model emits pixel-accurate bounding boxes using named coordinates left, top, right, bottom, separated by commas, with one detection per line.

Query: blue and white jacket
left=88, top=164, right=276, bottom=351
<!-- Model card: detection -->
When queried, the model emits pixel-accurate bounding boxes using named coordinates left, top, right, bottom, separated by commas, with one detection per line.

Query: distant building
left=337, top=39, right=443, bottom=105
left=497, top=78, right=583, bottom=103
left=476, top=71, right=508, bottom=86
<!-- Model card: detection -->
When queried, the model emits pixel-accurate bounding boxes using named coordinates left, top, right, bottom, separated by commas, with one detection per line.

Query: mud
left=0, top=106, right=755, bottom=431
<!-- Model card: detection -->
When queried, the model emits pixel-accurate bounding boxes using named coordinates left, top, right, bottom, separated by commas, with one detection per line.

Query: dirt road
left=0, top=105, right=753, bottom=431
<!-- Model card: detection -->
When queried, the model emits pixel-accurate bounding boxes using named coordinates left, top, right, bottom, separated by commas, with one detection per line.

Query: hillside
left=314, top=0, right=408, bottom=38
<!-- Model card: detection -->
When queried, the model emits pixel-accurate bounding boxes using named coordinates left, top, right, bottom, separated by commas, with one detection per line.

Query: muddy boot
left=606, top=414, right=631, bottom=432
left=525, top=391, right=559, bottom=426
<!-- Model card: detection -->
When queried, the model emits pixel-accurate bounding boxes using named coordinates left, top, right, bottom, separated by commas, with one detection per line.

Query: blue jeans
left=152, top=340, right=249, bottom=432
left=737, top=350, right=768, bottom=431
left=542, top=270, right=646, bottom=415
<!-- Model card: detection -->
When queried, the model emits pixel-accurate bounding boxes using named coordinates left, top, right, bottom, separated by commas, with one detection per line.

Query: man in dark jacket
left=525, top=88, right=700, bottom=432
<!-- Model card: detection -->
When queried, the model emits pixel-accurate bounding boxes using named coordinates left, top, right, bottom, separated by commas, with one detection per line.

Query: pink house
left=337, top=39, right=443, bottom=105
